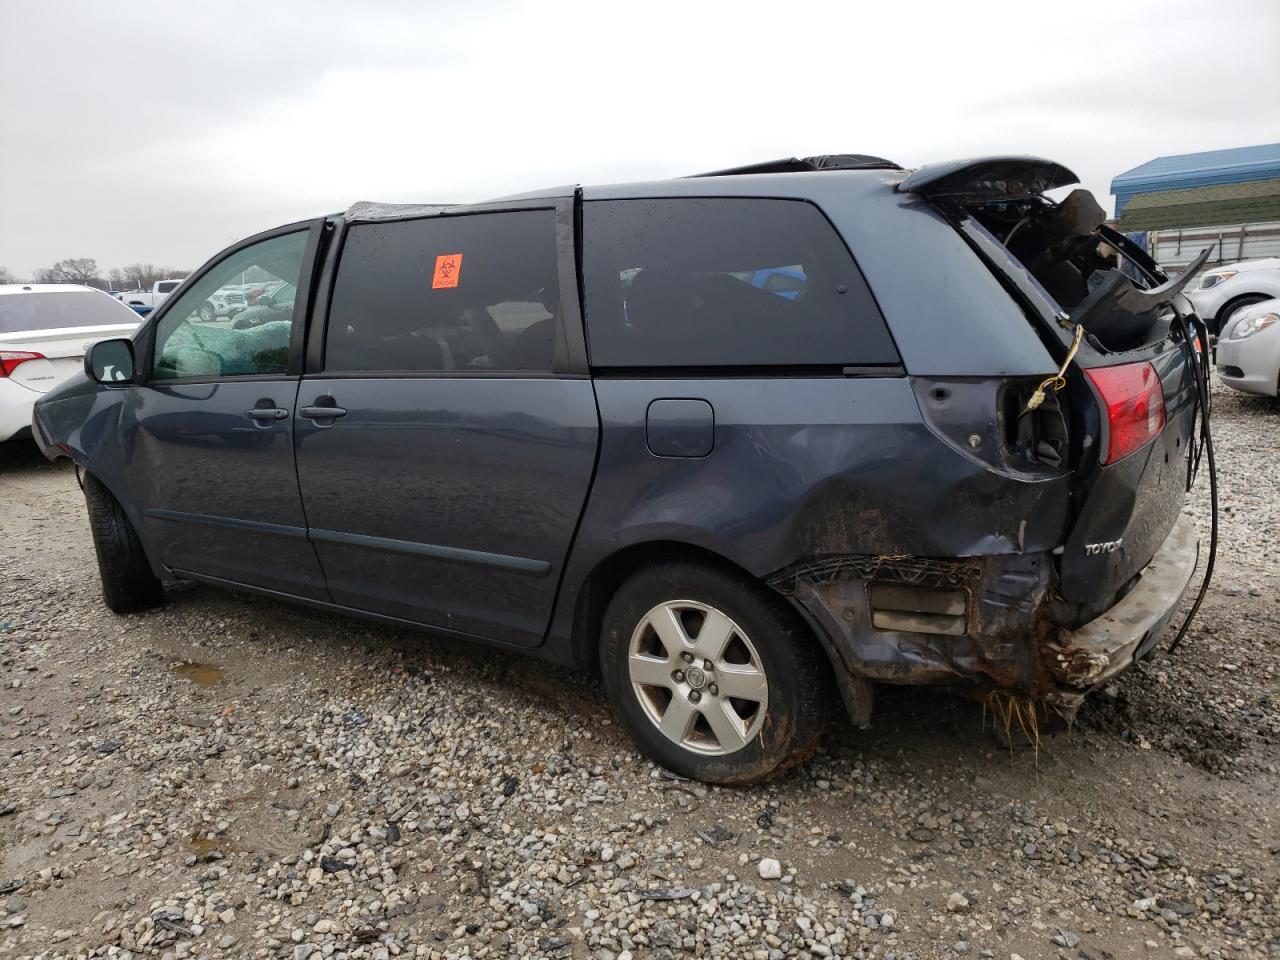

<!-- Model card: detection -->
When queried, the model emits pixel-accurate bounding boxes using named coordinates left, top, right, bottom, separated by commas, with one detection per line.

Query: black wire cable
left=1167, top=315, right=1217, bottom=655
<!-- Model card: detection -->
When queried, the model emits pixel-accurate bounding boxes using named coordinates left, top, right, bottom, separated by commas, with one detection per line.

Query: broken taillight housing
left=0, top=350, right=45, bottom=378
left=1085, top=361, right=1166, bottom=464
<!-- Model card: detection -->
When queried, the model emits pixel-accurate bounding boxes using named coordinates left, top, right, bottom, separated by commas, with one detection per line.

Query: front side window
left=582, top=198, right=899, bottom=367
left=152, top=230, right=309, bottom=380
left=325, top=209, right=560, bottom=374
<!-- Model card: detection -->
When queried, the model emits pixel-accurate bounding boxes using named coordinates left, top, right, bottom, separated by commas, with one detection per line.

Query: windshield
left=0, top=290, right=139, bottom=334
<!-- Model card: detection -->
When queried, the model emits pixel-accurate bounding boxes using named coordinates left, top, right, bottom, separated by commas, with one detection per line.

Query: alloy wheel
left=627, top=599, right=769, bottom=756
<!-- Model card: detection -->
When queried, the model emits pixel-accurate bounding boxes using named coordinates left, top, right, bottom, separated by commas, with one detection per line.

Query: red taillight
left=0, top=350, right=45, bottom=378
left=1084, top=361, right=1166, bottom=465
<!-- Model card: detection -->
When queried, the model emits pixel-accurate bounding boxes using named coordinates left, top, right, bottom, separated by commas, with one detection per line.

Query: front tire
left=82, top=474, right=164, bottom=614
left=600, top=562, right=829, bottom=784
left=198, top=302, right=217, bottom=323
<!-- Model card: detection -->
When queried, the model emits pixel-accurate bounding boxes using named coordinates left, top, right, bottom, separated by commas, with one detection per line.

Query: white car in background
left=116, top=279, right=185, bottom=311
left=1186, top=257, right=1280, bottom=335
left=1215, top=297, right=1280, bottom=397
left=0, top=284, right=141, bottom=443
left=199, top=284, right=249, bottom=322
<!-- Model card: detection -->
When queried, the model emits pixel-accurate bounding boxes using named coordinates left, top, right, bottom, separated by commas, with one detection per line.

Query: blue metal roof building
left=1111, top=143, right=1280, bottom=215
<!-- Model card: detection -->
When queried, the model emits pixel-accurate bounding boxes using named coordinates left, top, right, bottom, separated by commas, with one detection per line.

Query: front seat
left=624, top=268, right=699, bottom=343
left=506, top=317, right=556, bottom=370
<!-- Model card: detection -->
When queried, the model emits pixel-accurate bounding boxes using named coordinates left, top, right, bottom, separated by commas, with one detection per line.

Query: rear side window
left=325, top=210, right=560, bottom=374
left=582, top=198, right=898, bottom=367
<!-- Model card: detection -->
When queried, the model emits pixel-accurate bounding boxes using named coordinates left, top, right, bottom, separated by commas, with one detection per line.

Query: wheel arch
left=569, top=541, right=740, bottom=672
left=566, top=538, right=867, bottom=723
left=48, top=446, right=134, bottom=530
left=77, top=463, right=167, bottom=582
left=1215, top=292, right=1270, bottom=330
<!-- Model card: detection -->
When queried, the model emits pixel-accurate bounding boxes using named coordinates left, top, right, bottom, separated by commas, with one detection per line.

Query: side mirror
left=86, top=338, right=136, bottom=384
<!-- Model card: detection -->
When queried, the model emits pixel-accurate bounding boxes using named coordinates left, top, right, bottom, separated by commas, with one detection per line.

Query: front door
left=121, top=224, right=330, bottom=600
left=293, top=205, right=599, bottom=646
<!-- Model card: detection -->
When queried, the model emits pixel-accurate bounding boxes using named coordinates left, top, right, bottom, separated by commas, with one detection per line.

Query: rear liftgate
left=778, top=157, right=1218, bottom=723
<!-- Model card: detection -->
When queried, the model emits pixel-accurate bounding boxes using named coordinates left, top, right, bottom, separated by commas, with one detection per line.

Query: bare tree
left=31, top=258, right=109, bottom=288
left=107, top=268, right=127, bottom=290
left=0, top=266, right=15, bottom=284
left=49, top=257, right=103, bottom=286
left=120, top=263, right=154, bottom=290
left=119, top=263, right=187, bottom=289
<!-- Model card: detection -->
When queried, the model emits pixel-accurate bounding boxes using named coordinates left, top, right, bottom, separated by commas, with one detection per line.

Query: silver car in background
left=1215, top=296, right=1280, bottom=397
left=1186, top=257, right=1280, bottom=335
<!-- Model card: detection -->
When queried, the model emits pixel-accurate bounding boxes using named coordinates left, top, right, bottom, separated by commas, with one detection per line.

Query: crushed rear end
left=777, top=157, right=1213, bottom=720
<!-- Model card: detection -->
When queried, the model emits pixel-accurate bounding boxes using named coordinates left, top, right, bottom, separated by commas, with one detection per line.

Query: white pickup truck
left=116, top=279, right=185, bottom=311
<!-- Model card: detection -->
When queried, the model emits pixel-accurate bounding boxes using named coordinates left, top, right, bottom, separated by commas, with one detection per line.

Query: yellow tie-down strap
left=1023, top=323, right=1085, bottom=414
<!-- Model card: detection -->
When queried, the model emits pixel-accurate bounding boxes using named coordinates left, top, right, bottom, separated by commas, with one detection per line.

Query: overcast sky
left=2, top=0, right=1277, bottom=277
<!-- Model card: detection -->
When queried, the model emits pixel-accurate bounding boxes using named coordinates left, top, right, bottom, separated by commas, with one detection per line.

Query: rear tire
left=82, top=473, right=164, bottom=614
left=600, top=562, right=829, bottom=784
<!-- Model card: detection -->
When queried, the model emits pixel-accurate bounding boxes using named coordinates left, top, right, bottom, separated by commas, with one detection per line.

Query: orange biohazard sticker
left=432, top=253, right=463, bottom=289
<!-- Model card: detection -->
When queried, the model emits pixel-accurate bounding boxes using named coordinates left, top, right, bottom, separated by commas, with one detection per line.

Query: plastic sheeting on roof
left=344, top=201, right=456, bottom=223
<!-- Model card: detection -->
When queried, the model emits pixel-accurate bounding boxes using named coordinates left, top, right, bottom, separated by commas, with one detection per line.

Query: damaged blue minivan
left=33, top=155, right=1213, bottom=783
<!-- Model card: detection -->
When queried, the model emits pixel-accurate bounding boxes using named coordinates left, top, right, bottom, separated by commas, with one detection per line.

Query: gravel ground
left=1, top=384, right=1276, bottom=960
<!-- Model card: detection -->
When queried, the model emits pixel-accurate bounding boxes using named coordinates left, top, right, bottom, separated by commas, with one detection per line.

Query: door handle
left=299, top=403, right=348, bottom=421
left=245, top=407, right=289, bottom=421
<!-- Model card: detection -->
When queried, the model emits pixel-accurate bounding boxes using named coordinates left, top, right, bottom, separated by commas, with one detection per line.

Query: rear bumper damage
left=772, top=515, right=1199, bottom=721
left=1044, top=515, right=1198, bottom=708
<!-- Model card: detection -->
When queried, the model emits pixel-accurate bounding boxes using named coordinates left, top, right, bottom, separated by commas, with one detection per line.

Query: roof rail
left=688, top=154, right=901, bottom=178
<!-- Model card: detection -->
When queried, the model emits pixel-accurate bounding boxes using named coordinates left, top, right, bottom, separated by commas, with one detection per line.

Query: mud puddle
left=172, top=662, right=226, bottom=686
